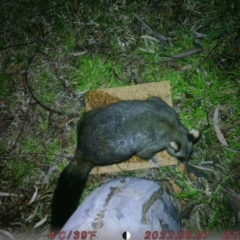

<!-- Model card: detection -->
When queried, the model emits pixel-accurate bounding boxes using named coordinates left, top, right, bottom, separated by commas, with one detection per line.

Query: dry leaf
left=34, top=215, right=48, bottom=229
left=222, top=186, right=240, bottom=224
left=28, top=187, right=38, bottom=205
left=188, top=172, right=196, bottom=182
left=210, top=171, right=222, bottom=190
left=170, top=64, right=192, bottom=72
left=140, top=35, right=160, bottom=42
left=169, top=179, right=182, bottom=194
left=178, top=163, right=186, bottom=177
left=71, top=50, right=88, bottom=56
left=186, top=164, right=209, bottom=179
left=180, top=204, right=195, bottom=219
left=0, top=229, right=15, bottom=240
left=0, top=192, right=18, bottom=197
left=213, top=104, right=228, bottom=146
left=223, top=187, right=240, bottom=212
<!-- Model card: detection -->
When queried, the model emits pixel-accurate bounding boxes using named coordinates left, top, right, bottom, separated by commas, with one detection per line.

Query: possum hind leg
left=136, top=149, right=161, bottom=168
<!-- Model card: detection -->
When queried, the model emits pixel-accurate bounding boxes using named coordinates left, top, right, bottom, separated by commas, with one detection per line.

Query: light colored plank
left=84, top=81, right=178, bottom=174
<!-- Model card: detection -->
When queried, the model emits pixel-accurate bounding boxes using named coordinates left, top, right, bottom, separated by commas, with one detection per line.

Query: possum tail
left=51, top=152, right=94, bottom=232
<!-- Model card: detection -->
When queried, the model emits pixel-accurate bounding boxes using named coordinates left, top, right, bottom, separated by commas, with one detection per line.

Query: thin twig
left=0, top=41, right=36, bottom=51
left=185, top=39, right=222, bottom=80
left=133, top=13, right=171, bottom=47
left=160, top=48, right=203, bottom=63
left=11, top=95, right=32, bottom=150
left=23, top=38, right=63, bottom=116
left=53, top=64, right=76, bottom=97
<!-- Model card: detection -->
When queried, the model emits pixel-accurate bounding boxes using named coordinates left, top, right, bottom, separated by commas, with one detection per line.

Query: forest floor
left=0, top=0, right=240, bottom=239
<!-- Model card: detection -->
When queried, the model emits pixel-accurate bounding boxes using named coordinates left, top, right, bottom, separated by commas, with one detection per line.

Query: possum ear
left=188, top=129, right=201, bottom=144
left=169, top=141, right=181, bottom=152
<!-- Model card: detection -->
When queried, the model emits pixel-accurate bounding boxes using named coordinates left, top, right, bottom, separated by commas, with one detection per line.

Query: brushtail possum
left=51, top=96, right=200, bottom=231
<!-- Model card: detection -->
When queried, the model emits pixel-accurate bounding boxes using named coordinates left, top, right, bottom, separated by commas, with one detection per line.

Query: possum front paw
left=149, top=156, right=161, bottom=168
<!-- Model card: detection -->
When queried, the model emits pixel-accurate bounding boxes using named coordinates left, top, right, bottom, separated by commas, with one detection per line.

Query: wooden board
left=85, top=81, right=178, bottom=174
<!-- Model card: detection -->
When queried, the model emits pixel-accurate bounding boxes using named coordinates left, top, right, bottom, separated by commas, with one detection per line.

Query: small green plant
left=9, top=159, right=36, bottom=185
left=72, top=56, right=125, bottom=90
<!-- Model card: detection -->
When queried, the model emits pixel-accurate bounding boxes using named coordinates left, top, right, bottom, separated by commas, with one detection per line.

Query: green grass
left=72, top=56, right=126, bottom=90
left=9, top=160, right=36, bottom=185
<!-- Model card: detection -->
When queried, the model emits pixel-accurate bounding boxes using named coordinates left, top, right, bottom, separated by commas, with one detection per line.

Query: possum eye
left=188, top=129, right=201, bottom=144
left=169, top=141, right=180, bottom=152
